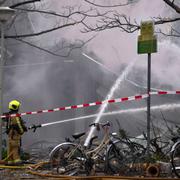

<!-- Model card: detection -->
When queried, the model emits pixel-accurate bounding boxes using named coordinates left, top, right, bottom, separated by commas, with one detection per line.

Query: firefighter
left=4, top=100, right=27, bottom=165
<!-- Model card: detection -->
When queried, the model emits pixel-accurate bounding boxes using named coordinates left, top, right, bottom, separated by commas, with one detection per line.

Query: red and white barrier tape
left=1, top=91, right=180, bottom=118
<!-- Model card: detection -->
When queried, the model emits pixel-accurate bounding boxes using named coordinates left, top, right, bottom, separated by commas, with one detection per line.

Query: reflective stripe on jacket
left=10, top=117, right=24, bottom=135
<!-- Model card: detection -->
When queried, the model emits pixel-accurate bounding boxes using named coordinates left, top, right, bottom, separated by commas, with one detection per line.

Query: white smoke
left=44, top=0, right=180, bottom=89
left=4, top=0, right=180, bottom=144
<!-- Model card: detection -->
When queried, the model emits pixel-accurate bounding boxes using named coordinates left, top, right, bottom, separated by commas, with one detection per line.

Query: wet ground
left=0, top=167, right=177, bottom=180
left=0, top=160, right=176, bottom=180
left=0, top=169, right=36, bottom=180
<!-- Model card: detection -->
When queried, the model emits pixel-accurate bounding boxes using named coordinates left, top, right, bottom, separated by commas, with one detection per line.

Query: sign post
left=137, top=21, right=157, bottom=159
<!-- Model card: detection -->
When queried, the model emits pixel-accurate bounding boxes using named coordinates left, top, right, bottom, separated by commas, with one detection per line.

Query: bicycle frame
left=49, top=122, right=116, bottom=175
left=86, top=124, right=111, bottom=159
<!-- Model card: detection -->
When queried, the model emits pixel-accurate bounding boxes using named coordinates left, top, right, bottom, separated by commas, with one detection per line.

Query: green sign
left=137, top=21, right=157, bottom=54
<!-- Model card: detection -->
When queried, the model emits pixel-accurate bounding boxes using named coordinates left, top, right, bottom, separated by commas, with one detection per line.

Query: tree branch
left=14, top=35, right=96, bottom=57
left=158, top=27, right=180, bottom=37
left=84, top=0, right=132, bottom=8
left=5, top=20, right=84, bottom=39
left=15, top=8, right=79, bottom=18
left=82, top=14, right=140, bottom=33
left=154, top=16, right=180, bottom=25
left=10, top=0, right=41, bottom=8
left=15, top=7, right=113, bottom=19
left=15, top=38, right=68, bottom=57
left=163, top=0, right=180, bottom=13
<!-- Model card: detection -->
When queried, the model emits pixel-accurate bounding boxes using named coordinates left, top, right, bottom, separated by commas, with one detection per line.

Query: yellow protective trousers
left=7, top=129, right=21, bottom=164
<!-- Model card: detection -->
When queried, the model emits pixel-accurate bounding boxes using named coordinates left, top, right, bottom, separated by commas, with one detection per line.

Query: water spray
left=82, top=53, right=172, bottom=147
left=82, top=55, right=137, bottom=146
left=82, top=52, right=168, bottom=92
left=29, top=103, right=180, bottom=132
left=125, top=78, right=169, bottom=92
left=82, top=53, right=115, bottom=75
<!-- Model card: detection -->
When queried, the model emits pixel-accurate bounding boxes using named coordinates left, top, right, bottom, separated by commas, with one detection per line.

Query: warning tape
left=1, top=91, right=180, bottom=118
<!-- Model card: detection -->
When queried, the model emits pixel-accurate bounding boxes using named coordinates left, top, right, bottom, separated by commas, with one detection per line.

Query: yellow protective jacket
left=8, top=116, right=27, bottom=135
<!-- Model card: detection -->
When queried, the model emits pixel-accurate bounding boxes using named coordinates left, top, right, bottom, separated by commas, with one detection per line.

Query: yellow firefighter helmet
left=8, top=100, right=21, bottom=111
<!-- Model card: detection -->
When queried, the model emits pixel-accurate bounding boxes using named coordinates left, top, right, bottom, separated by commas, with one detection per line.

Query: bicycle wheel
left=105, top=140, right=132, bottom=175
left=171, top=142, right=180, bottom=177
left=105, top=140, right=146, bottom=175
left=49, top=142, right=86, bottom=175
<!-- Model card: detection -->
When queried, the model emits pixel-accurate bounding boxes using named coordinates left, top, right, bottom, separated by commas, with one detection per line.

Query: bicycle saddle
left=72, top=132, right=86, bottom=139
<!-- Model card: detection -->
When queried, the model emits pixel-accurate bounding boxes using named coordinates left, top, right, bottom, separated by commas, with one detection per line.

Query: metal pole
left=147, top=53, right=151, bottom=159
left=0, top=22, right=4, bottom=160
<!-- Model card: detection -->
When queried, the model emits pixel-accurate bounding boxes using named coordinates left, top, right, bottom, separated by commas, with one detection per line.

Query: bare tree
left=3, top=0, right=98, bottom=57
left=82, top=0, right=180, bottom=37
left=3, top=0, right=180, bottom=57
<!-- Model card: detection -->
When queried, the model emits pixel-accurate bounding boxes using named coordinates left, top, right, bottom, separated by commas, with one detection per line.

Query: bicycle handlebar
left=89, top=121, right=110, bottom=128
